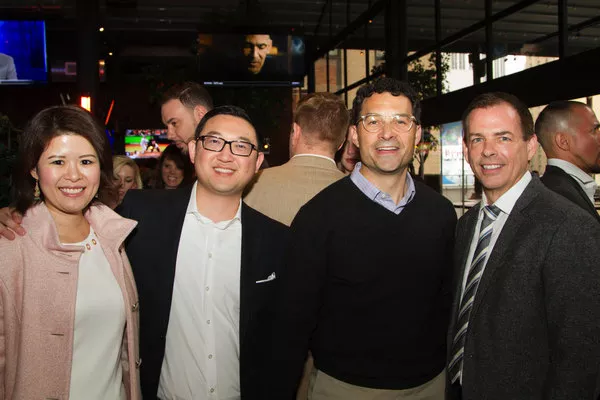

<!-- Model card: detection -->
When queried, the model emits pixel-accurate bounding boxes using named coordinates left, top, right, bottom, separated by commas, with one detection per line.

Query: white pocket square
left=256, top=272, right=276, bottom=284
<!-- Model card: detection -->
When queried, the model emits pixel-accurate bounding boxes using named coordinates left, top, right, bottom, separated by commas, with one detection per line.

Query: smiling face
left=161, top=158, right=185, bottom=189
left=351, top=92, right=421, bottom=183
left=31, top=134, right=101, bottom=220
left=188, top=114, right=264, bottom=198
left=161, top=99, right=204, bottom=152
left=114, top=164, right=137, bottom=203
left=242, top=34, right=272, bottom=74
left=463, top=102, right=538, bottom=204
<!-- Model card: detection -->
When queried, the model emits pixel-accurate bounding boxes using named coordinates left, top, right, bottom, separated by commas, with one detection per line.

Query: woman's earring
left=34, top=180, right=41, bottom=201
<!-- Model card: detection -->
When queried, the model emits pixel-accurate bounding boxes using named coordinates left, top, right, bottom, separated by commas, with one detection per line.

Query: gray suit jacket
left=448, top=177, right=600, bottom=400
left=541, top=165, right=600, bottom=223
left=0, top=53, right=17, bottom=80
left=244, top=155, right=344, bottom=226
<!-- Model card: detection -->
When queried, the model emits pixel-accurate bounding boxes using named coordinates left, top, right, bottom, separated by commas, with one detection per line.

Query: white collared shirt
left=291, top=153, right=337, bottom=166
left=158, top=182, right=242, bottom=400
left=547, top=158, right=597, bottom=203
left=461, top=171, right=532, bottom=296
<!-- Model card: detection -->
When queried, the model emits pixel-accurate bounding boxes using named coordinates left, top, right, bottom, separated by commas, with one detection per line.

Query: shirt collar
left=547, top=158, right=598, bottom=194
left=186, top=181, right=242, bottom=229
left=350, top=162, right=416, bottom=205
left=481, top=171, right=532, bottom=216
left=291, top=153, right=336, bottom=165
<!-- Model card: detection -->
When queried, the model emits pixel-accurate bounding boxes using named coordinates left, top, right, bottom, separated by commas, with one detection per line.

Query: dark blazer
left=118, top=186, right=289, bottom=399
left=448, top=178, right=600, bottom=400
left=541, top=165, right=600, bottom=223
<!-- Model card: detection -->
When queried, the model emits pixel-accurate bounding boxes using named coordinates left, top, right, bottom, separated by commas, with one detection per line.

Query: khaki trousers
left=307, top=369, right=446, bottom=400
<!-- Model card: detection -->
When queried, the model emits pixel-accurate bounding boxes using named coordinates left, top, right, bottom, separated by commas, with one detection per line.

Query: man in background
left=448, top=92, right=600, bottom=400
left=161, top=81, right=213, bottom=152
left=535, top=100, right=600, bottom=222
left=0, top=53, right=17, bottom=80
left=241, top=34, right=273, bottom=76
left=244, top=92, right=348, bottom=226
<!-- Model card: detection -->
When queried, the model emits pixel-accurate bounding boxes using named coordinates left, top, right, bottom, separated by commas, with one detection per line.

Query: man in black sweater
left=265, top=78, right=456, bottom=399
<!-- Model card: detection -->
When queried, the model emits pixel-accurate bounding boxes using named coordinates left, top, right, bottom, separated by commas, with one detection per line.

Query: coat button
left=135, top=358, right=142, bottom=368
left=131, top=302, right=139, bottom=312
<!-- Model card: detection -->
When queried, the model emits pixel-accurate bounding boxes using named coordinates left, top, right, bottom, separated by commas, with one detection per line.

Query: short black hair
left=535, top=100, right=589, bottom=152
left=194, top=105, right=263, bottom=147
left=462, top=92, right=534, bottom=142
left=351, top=77, right=421, bottom=125
left=161, top=81, right=214, bottom=111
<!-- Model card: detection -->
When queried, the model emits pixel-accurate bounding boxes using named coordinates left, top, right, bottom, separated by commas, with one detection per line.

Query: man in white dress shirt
left=535, top=100, right=600, bottom=222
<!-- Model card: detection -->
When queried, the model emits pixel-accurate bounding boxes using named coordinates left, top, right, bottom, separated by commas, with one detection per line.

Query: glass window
left=441, top=28, right=485, bottom=94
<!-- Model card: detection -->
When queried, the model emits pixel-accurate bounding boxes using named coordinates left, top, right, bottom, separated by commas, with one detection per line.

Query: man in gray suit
left=448, top=92, right=600, bottom=400
left=535, top=100, right=600, bottom=222
left=0, top=53, right=17, bottom=80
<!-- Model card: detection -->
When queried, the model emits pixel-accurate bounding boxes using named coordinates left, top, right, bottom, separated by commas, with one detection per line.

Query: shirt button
left=205, top=286, right=210, bottom=291
left=210, top=388, right=215, bottom=393
left=207, top=320, right=211, bottom=325
left=208, top=354, right=213, bottom=359
left=208, top=252, right=213, bottom=259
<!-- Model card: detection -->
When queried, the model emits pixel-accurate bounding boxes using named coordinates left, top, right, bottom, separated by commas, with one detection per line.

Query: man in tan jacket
left=244, top=92, right=349, bottom=226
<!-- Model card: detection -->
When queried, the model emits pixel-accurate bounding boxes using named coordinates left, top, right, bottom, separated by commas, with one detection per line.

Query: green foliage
left=407, top=53, right=450, bottom=100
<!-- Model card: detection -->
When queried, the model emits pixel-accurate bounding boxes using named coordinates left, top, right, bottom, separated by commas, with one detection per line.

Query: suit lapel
left=239, top=203, right=259, bottom=349
left=548, top=166, right=599, bottom=222
left=470, top=180, right=540, bottom=318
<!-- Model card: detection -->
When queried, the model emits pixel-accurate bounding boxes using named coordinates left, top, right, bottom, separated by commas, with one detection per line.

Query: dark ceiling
left=1, top=0, right=599, bottom=61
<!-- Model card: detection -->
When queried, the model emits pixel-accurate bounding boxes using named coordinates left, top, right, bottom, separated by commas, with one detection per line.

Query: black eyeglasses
left=197, top=135, right=258, bottom=157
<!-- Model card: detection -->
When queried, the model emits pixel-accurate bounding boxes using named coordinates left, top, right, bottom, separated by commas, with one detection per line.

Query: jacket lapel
left=239, top=203, right=258, bottom=349
left=470, top=179, right=540, bottom=318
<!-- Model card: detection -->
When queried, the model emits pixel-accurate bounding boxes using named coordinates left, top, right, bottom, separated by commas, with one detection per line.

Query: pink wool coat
left=0, top=202, right=141, bottom=400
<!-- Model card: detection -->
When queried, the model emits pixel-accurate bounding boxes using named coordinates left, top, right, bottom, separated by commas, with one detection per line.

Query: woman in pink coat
left=0, top=105, right=141, bottom=400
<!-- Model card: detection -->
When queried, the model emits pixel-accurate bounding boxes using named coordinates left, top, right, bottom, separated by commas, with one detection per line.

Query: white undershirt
left=68, top=228, right=126, bottom=400
left=158, top=182, right=242, bottom=400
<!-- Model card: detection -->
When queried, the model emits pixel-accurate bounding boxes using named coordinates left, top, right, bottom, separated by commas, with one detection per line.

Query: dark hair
left=155, top=143, right=194, bottom=189
left=13, top=105, right=116, bottom=214
left=194, top=105, right=262, bottom=146
left=351, top=77, right=421, bottom=125
left=294, top=93, right=349, bottom=151
left=462, top=92, right=534, bottom=142
left=161, top=81, right=214, bottom=111
left=535, top=100, right=588, bottom=151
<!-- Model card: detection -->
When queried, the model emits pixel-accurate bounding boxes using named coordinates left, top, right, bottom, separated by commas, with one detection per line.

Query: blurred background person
left=113, top=155, right=143, bottom=207
left=0, top=105, right=140, bottom=399
left=336, top=128, right=360, bottom=174
left=152, top=143, right=193, bottom=189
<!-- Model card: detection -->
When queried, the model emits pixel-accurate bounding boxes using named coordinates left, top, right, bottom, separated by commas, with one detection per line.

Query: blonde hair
left=113, top=155, right=143, bottom=189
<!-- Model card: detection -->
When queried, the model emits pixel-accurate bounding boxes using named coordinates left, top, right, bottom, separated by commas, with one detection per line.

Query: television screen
left=197, top=33, right=305, bottom=87
left=0, top=20, right=47, bottom=84
left=125, top=129, right=171, bottom=159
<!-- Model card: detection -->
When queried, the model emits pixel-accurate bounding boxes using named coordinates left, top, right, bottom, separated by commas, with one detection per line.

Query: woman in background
left=0, top=105, right=141, bottom=400
left=336, top=128, right=360, bottom=174
left=113, top=155, right=143, bottom=206
left=153, top=143, right=193, bottom=189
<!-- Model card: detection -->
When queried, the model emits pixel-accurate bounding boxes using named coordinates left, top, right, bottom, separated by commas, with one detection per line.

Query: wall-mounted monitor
left=125, top=129, right=171, bottom=159
left=0, top=20, right=47, bottom=84
left=196, top=33, right=305, bottom=87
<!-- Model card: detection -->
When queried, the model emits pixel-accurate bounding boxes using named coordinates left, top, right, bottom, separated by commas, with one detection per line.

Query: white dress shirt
left=461, top=171, right=532, bottom=295
left=547, top=158, right=598, bottom=203
left=158, top=182, right=242, bottom=400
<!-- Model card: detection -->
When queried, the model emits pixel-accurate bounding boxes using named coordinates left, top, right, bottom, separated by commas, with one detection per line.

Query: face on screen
left=241, top=34, right=272, bottom=75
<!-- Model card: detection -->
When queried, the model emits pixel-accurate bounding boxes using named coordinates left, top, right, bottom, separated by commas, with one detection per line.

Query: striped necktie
left=448, top=204, right=501, bottom=384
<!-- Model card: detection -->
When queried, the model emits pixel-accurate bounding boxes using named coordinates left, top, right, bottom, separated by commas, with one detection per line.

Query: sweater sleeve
left=265, top=202, right=330, bottom=399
